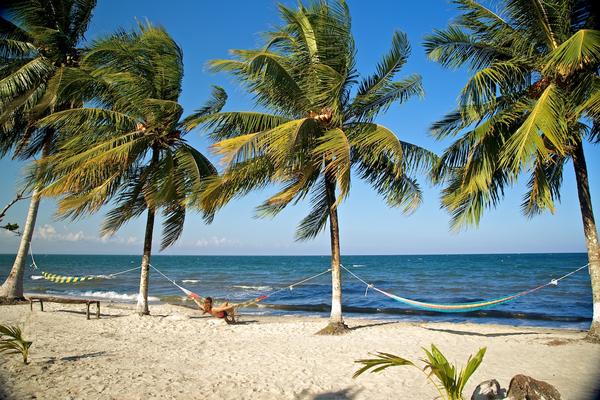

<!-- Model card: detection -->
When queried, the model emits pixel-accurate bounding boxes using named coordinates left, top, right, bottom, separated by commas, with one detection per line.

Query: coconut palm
left=187, top=0, right=436, bottom=333
left=33, top=23, right=222, bottom=315
left=0, top=0, right=97, bottom=300
left=424, top=0, right=600, bottom=340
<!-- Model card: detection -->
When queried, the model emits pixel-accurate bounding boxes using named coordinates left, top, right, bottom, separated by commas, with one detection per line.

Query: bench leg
left=86, top=302, right=90, bottom=320
left=30, top=299, right=33, bottom=311
left=96, top=302, right=100, bottom=319
left=40, top=300, right=43, bottom=312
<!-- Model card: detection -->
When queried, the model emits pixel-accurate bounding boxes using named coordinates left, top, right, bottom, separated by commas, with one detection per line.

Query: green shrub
left=0, top=324, right=32, bottom=364
left=354, top=344, right=486, bottom=400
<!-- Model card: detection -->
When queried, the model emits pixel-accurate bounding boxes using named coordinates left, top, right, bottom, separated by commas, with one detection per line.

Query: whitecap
left=181, top=279, right=200, bottom=283
left=30, top=275, right=44, bottom=280
left=352, top=264, right=366, bottom=268
left=232, top=285, right=272, bottom=291
left=51, top=290, right=159, bottom=302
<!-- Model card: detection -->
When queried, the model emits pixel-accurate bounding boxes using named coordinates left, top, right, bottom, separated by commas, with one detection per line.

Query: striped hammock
left=41, top=271, right=98, bottom=284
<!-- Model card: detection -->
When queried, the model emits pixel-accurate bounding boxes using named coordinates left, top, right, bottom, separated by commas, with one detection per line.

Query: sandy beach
left=1, top=302, right=599, bottom=400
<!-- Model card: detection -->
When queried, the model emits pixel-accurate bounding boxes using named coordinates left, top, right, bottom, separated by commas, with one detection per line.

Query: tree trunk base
left=0, top=297, right=27, bottom=305
left=137, top=310, right=150, bottom=316
left=316, top=322, right=351, bottom=335
left=585, top=321, right=600, bottom=343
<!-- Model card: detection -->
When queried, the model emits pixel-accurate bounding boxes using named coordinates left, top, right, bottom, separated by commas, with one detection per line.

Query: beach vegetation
left=354, top=344, right=486, bottom=400
left=0, top=324, right=32, bottom=364
left=0, top=0, right=97, bottom=301
left=424, top=0, right=600, bottom=341
left=30, top=23, right=223, bottom=315
left=187, top=0, right=436, bottom=334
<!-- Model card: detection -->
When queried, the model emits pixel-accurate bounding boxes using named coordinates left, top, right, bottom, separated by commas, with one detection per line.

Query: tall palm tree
left=188, top=0, right=436, bottom=334
left=424, top=0, right=600, bottom=341
left=34, top=23, right=222, bottom=315
left=0, top=0, right=97, bottom=300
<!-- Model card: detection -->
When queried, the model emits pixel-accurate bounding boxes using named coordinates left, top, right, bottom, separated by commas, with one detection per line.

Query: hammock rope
left=29, top=242, right=38, bottom=270
left=40, top=265, right=142, bottom=284
left=341, top=264, right=589, bottom=313
left=150, top=263, right=331, bottom=309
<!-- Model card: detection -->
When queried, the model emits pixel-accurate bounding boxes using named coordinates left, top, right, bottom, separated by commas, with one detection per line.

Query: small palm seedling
left=0, top=324, right=33, bottom=364
left=354, top=344, right=486, bottom=400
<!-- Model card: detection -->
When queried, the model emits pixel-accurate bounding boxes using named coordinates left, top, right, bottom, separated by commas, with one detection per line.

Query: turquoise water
left=0, top=253, right=592, bottom=329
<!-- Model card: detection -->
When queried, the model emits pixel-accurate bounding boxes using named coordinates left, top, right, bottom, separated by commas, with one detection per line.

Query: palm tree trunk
left=0, top=188, right=41, bottom=300
left=317, top=174, right=349, bottom=335
left=136, top=207, right=155, bottom=316
left=572, top=142, right=600, bottom=342
left=0, top=143, right=50, bottom=301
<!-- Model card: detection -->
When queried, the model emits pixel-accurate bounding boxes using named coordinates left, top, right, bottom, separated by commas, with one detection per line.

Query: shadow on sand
left=297, top=387, right=362, bottom=399
left=0, top=374, right=16, bottom=400
left=53, top=309, right=128, bottom=319
left=423, top=326, right=545, bottom=338
left=349, top=321, right=400, bottom=331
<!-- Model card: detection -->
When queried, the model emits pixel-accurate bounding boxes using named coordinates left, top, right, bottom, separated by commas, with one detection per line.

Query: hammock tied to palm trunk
left=341, top=264, right=589, bottom=313
left=149, top=264, right=331, bottom=309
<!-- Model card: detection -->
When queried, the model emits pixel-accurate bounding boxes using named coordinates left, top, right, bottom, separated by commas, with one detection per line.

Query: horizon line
left=0, top=251, right=587, bottom=257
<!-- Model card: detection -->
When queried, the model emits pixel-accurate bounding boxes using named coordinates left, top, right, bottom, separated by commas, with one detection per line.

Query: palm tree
left=424, top=0, right=600, bottom=341
left=33, top=23, right=222, bottom=315
left=188, top=0, right=436, bottom=334
left=0, top=0, right=97, bottom=300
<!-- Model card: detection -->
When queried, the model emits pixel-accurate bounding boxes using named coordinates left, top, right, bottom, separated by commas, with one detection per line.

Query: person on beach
left=192, top=296, right=236, bottom=323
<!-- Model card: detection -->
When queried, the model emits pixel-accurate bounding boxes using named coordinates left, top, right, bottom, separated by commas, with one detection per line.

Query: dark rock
left=471, top=379, right=503, bottom=400
left=507, top=374, right=561, bottom=400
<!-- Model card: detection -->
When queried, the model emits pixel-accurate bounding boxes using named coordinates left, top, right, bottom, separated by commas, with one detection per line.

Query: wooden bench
left=27, top=296, right=101, bottom=320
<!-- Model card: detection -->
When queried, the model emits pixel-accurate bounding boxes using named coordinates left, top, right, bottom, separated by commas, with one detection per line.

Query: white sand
left=1, top=302, right=599, bottom=400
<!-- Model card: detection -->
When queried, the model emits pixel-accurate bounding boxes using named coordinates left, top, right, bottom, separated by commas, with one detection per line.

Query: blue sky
left=0, top=0, right=598, bottom=255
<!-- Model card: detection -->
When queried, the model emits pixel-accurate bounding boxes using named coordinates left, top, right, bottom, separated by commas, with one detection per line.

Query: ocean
left=0, top=253, right=592, bottom=329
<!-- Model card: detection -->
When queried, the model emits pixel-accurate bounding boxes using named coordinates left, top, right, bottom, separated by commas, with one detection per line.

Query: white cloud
left=36, top=224, right=86, bottom=242
left=194, top=236, right=236, bottom=248
left=37, top=224, right=57, bottom=240
left=34, top=224, right=139, bottom=245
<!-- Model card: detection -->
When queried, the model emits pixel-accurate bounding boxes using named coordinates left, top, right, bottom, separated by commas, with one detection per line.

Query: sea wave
left=47, top=290, right=159, bottom=302
left=30, top=275, right=44, bottom=280
left=181, top=279, right=200, bottom=283
left=352, top=264, right=366, bottom=268
left=232, top=285, right=272, bottom=291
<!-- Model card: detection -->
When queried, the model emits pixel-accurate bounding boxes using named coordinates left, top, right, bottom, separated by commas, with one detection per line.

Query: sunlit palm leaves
left=0, top=324, right=32, bottom=364
left=33, top=23, right=221, bottom=249
left=425, top=0, right=600, bottom=229
left=0, top=0, right=96, bottom=158
left=191, top=0, right=435, bottom=241
left=354, top=345, right=487, bottom=400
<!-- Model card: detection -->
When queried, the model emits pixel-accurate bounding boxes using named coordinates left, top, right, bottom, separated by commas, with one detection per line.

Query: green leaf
left=544, top=30, right=600, bottom=75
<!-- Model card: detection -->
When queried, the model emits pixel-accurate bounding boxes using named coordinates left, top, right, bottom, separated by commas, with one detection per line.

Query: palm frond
left=353, top=352, right=416, bottom=378
left=295, top=177, right=330, bottom=241
left=500, top=84, right=568, bottom=172
left=521, top=154, right=564, bottom=216
left=543, top=29, right=600, bottom=75
left=180, top=85, right=227, bottom=131
left=314, top=128, right=351, bottom=203
left=355, top=31, right=411, bottom=101
left=160, top=205, right=185, bottom=250
left=193, top=111, right=291, bottom=140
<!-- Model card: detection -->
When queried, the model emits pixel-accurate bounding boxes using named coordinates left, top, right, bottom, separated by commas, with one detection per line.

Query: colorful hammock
left=41, top=271, right=97, bottom=283
left=342, top=264, right=588, bottom=313
left=40, top=266, right=141, bottom=284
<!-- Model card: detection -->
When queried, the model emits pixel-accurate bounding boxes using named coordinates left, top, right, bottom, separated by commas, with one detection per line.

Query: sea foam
left=48, top=290, right=159, bottom=302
